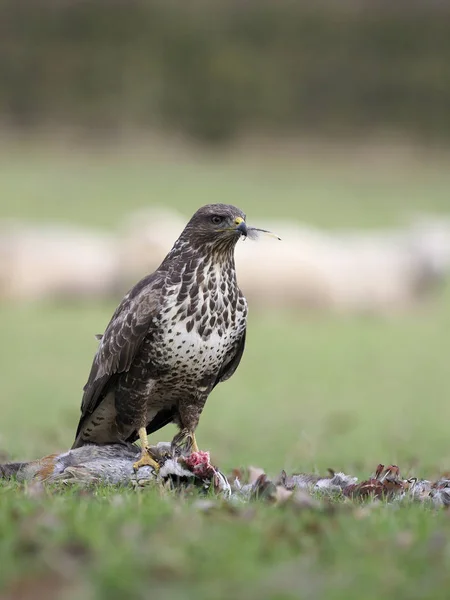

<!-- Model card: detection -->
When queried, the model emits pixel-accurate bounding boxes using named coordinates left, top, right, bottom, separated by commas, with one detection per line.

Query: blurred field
left=2, top=144, right=450, bottom=598
left=2, top=141, right=450, bottom=230
left=1, top=143, right=450, bottom=467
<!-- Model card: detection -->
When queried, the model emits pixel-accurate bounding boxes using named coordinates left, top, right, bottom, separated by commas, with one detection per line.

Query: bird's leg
left=133, top=427, right=160, bottom=472
left=172, top=400, right=204, bottom=455
left=171, top=428, right=199, bottom=456
left=190, top=433, right=199, bottom=454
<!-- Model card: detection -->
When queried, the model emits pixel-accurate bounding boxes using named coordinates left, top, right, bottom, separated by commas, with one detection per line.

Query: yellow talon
left=133, top=448, right=160, bottom=473
left=134, top=426, right=159, bottom=472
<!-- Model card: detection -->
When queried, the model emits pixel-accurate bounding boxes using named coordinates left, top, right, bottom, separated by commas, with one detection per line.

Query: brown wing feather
left=74, top=272, right=163, bottom=440
left=213, top=328, right=246, bottom=389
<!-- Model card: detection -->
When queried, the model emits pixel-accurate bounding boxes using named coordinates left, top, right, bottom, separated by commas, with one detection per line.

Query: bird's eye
left=211, top=215, right=223, bottom=225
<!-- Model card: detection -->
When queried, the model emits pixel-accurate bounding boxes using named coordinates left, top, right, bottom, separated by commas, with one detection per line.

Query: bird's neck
left=190, top=248, right=238, bottom=295
left=163, top=238, right=237, bottom=273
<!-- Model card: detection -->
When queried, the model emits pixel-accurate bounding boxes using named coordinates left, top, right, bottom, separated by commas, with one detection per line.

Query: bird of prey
left=73, top=204, right=250, bottom=472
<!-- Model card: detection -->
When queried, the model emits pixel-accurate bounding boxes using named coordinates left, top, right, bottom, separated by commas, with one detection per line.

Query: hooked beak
left=234, top=217, right=248, bottom=237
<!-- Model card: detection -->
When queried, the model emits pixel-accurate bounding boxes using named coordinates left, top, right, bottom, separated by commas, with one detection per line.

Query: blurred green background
left=1, top=147, right=450, bottom=477
left=2, top=3, right=450, bottom=599
left=0, top=0, right=449, bottom=475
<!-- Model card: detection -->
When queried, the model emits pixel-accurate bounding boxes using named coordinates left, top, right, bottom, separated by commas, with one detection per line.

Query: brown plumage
left=72, top=204, right=249, bottom=471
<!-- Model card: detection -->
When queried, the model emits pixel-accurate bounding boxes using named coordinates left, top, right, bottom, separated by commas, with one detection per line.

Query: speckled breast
left=149, top=262, right=247, bottom=379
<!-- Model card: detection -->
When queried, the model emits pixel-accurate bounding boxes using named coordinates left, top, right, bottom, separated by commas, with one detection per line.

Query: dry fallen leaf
left=250, top=474, right=278, bottom=503
left=274, top=486, right=294, bottom=505
left=248, top=466, right=266, bottom=485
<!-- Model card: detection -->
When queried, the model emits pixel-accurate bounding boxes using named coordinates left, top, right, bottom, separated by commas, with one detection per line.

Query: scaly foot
left=171, top=429, right=199, bottom=455
left=190, top=434, right=199, bottom=454
left=133, top=447, right=160, bottom=473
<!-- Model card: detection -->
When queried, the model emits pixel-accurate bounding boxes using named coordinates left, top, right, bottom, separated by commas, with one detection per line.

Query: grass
left=1, top=141, right=450, bottom=598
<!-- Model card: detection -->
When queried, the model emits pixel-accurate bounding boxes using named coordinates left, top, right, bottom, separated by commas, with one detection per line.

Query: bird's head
left=182, top=204, right=248, bottom=252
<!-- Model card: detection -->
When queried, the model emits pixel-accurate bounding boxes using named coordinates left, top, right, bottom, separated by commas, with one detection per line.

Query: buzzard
left=73, top=204, right=250, bottom=472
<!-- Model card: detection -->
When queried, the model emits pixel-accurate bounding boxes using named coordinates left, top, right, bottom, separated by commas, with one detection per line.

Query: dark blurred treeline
left=1, top=0, right=449, bottom=143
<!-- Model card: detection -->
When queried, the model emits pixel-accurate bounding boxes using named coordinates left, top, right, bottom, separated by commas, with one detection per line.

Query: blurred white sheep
left=0, top=220, right=119, bottom=301
left=121, top=209, right=450, bottom=313
left=117, top=207, right=186, bottom=288
left=235, top=222, right=444, bottom=313
left=1, top=208, right=450, bottom=314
